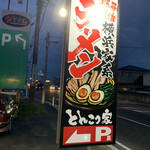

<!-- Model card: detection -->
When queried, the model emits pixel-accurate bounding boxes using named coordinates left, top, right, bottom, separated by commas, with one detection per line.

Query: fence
left=117, top=91, right=150, bottom=103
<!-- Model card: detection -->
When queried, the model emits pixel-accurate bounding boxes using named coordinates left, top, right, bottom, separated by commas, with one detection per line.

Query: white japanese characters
left=66, top=108, right=112, bottom=126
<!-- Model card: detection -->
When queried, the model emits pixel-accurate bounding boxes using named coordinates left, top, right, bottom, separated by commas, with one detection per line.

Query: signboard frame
left=2, top=10, right=31, bottom=32
left=57, top=0, right=120, bottom=148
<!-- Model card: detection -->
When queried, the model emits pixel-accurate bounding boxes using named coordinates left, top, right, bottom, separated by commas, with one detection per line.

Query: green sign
left=0, top=29, right=29, bottom=89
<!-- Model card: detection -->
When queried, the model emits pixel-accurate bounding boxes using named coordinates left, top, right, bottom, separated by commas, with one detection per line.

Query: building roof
left=119, top=65, right=150, bottom=72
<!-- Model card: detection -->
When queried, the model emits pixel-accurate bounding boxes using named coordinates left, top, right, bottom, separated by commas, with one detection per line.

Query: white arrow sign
left=15, top=34, right=26, bottom=50
left=66, top=130, right=91, bottom=144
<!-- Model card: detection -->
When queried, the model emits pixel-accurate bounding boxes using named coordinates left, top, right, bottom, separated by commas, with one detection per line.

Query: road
left=116, top=101, right=150, bottom=150
left=36, top=89, right=150, bottom=150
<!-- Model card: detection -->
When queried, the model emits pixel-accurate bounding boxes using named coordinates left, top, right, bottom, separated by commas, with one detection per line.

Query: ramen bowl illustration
left=65, top=70, right=115, bottom=110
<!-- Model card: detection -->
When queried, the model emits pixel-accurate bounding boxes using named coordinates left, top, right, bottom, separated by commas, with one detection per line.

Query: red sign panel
left=57, top=0, right=119, bottom=148
left=63, top=125, right=113, bottom=145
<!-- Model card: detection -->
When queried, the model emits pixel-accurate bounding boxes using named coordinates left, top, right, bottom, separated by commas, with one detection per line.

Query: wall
left=118, top=71, right=143, bottom=84
left=143, top=73, right=150, bottom=86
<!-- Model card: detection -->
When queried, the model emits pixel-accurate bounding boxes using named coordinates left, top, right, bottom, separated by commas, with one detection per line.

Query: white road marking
left=104, top=140, right=132, bottom=150
left=119, top=107, right=134, bottom=109
left=117, top=115, right=150, bottom=128
left=118, top=107, right=150, bottom=116
left=116, top=141, right=132, bottom=150
left=106, top=145, right=119, bottom=150
left=132, top=110, right=150, bottom=115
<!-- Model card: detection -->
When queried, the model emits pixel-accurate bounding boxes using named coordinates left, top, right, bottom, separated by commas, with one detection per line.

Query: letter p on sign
left=2, top=33, right=11, bottom=46
left=96, top=126, right=112, bottom=142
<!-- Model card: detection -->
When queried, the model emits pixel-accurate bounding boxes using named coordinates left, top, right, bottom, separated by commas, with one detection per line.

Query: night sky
left=119, top=0, right=150, bottom=69
left=0, top=0, right=150, bottom=81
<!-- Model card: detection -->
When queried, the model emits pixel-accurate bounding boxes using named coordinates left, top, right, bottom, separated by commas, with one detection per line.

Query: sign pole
left=16, top=89, right=20, bottom=102
left=8, top=0, right=10, bottom=10
left=26, top=0, right=29, bottom=13
left=56, top=0, right=70, bottom=145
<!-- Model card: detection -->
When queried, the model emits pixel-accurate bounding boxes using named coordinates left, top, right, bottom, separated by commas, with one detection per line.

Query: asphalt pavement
left=0, top=100, right=115, bottom=150
left=116, top=100, right=150, bottom=150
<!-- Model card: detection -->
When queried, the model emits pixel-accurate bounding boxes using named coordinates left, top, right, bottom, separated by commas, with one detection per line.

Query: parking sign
left=0, top=10, right=31, bottom=89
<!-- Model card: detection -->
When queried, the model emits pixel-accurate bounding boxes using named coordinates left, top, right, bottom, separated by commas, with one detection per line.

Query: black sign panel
left=2, top=14, right=30, bottom=27
left=57, top=0, right=119, bottom=148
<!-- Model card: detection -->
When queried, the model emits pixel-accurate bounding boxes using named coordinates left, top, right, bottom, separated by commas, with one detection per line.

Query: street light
left=59, top=7, right=67, bottom=17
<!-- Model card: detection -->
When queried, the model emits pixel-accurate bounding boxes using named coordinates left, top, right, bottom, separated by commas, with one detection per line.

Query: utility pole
left=8, top=0, right=10, bottom=10
left=26, top=0, right=29, bottom=13
left=41, top=32, right=58, bottom=104
left=41, top=32, right=50, bottom=104
left=29, top=0, right=42, bottom=104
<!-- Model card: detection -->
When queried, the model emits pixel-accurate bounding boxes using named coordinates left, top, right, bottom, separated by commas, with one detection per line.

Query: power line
left=119, top=45, right=150, bottom=49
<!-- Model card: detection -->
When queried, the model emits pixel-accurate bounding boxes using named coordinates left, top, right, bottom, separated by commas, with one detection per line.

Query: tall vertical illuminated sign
left=57, top=0, right=119, bottom=148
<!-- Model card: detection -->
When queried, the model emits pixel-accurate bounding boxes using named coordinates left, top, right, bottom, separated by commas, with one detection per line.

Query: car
left=0, top=97, right=12, bottom=133
left=0, top=96, right=18, bottom=133
left=49, top=84, right=60, bottom=90
left=36, top=83, right=43, bottom=90
left=5, top=97, right=18, bottom=119
left=49, top=85, right=55, bottom=90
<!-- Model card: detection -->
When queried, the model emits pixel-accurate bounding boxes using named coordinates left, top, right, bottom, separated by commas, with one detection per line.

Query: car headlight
left=50, top=86, right=55, bottom=90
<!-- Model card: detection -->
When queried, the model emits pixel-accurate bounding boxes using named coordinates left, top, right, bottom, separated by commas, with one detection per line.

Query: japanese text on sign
left=68, top=0, right=118, bottom=79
